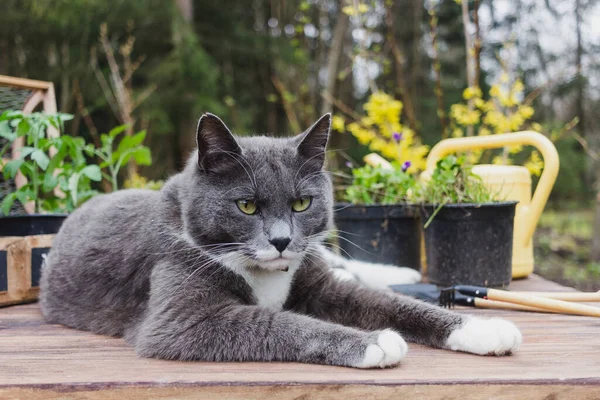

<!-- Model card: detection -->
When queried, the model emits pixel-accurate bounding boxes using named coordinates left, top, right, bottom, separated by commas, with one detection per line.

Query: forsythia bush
left=449, top=73, right=544, bottom=175
left=333, top=92, right=428, bottom=172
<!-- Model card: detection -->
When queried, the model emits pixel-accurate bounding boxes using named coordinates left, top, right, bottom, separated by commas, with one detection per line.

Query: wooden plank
left=0, top=235, right=55, bottom=306
left=0, top=275, right=598, bottom=398
left=0, top=237, right=24, bottom=305
left=2, top=384, right=600, bottom=400
left=0, top=75, right=52, bottom=90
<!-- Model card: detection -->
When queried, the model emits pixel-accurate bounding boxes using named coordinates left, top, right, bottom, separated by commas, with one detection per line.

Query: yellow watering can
left=423, top=131, right=560, bottom=278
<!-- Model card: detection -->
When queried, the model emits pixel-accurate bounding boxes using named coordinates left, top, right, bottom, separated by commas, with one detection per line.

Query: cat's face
left=184, top=113, right=333, bottom=272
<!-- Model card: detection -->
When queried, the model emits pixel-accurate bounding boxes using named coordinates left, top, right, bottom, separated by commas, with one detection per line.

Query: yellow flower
left=463, top=86, right=482, bottom=100
left=513, top=79, right=525, bottom=94
left=452, top=128, right=464, bottom=138
left=489, top=84, right=502, bottom=98
left=345, top=91, right=427, bottom=171
left=519, top=105, right=534, bottom=120
left=478, top=127, right=491, bottom=136
left=450, top=104, right=480, bottom=126
left=531, top=122, right=543, bottom=132
left=525, top=151, right=544, bottom=176
left=332, top=115, right=345, bottom=132
left=342, top=3, right=369, bottom=16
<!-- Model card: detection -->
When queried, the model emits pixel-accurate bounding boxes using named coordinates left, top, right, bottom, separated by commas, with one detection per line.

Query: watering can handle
left=425, top=131, right=559, bottom=246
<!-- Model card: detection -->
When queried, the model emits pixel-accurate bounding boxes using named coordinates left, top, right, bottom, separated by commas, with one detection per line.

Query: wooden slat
left=0, top=75, right=52, bottom=90
left=2, top=384, right=600, bottom=400
left=0, top=274, right=598, bottom=398
left=0, top=235, right=55, bottom=306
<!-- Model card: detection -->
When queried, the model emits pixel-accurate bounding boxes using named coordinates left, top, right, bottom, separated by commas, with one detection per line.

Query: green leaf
left=131, top=147, right=152, bottom=165
left=46, top=116, right=60, bottom=130
left=108, top=125, right=128, bottom=138
left=80, top=165, right=102, bottom=181
left=1, top=192, right=17, bottom=215
left=68, top=172, right=81, bottom=206
left=116, top=130, right=146, bottom=154
left=42, top=173, right=58, bottom=193
left=6, top=110, right=24, bottom=118
left=3, top=159, right=24, bottom=178
left=16, top=119, right=30, bottom=136
left=17, top=146, right=37, bottom=159
left=30, top=149, right=50, bottom=171
left=0, top=121, right=16, bottom=141
left=45, top=145, right=67, bottom=175
left=58, top=113, right=74, bottom=122
left=14, top=187, right=32, bottom=204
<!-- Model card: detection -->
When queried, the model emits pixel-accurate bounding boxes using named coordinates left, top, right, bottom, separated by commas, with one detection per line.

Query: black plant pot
left=420, top=201, right=518, bottom=288
left=334, top=204, right=421, bottom=270
left=0, top=214, right=68, bottom=237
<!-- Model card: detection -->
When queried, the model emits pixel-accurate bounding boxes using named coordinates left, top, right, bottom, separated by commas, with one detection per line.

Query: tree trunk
left=460, top=0, right=474, bottom=137
left=321, top=8, right=349, bottom=115
left=176, top=0, right=193, bottom=22
left=575, top=0, right=585, bottom=150
left=428, top=6, right=447, bottom=139
left=592, top=193, right=600, bottom=262
left=473, top=0, right=482, bottom=87
left=174, top=0, right=197, bottom=168
left=385, top=2, right=418, bottom=133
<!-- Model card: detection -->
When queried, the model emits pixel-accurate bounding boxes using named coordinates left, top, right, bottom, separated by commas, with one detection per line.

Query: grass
left=534, top=207, right=600, bottom=291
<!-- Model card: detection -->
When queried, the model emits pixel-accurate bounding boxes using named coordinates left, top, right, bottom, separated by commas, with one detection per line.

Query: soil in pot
left=334, top=204, right=421, bottom=270
left=0, top=214, right=68, bottom=237
left=420, top=201, right=517, bottom=288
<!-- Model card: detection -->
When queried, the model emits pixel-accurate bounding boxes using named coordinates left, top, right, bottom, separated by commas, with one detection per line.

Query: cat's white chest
left=220, top=253, right=297, bottom=310
left=244, top=270, right=296, bottom=310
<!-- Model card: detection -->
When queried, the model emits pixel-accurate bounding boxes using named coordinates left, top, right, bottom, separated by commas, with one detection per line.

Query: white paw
left=445, top=317, right=522, bottom=356
left=355, top=329, right=408, bottom=368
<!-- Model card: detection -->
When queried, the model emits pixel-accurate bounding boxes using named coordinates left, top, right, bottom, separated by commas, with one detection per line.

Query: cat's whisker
left=325, top=233, right=374, bottom=255
left=295, top=170, right=325, bottom=192
left=219, top=149, right=258, bottom=190
left=174, top=257, right=221, bottom=296
left=146, top=242, right=245, bottom=256
left=293, top=148, right=342, bottom=184
left=317, top=241, right=354, bottom=260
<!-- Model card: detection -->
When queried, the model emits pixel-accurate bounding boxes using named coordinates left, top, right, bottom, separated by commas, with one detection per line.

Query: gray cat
left=40, top=113, right=521, bottom=368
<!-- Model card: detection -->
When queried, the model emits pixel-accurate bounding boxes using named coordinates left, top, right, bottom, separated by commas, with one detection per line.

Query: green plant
left=0, top=111, right=102, bottom=214
left=416, top=155, right=498, bottom=227
left=344, top=162, right=419, bottom=205
left=84, top=126, right=152, bottom=191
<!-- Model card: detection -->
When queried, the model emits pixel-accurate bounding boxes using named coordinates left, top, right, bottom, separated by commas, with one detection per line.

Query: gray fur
left=40, top=113, right=465, bottom=367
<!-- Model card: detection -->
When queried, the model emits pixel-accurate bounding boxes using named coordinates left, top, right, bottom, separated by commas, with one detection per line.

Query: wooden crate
left=0, top=234, right=54, bottom=307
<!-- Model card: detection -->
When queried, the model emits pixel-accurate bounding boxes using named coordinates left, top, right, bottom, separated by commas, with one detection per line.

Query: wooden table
left=1, top=275, right=599, bottom=399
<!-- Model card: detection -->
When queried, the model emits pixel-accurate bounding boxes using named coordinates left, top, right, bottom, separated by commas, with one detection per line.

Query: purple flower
left=345, top=161, right=353, bottom=168
left=401, top=161, right=412, bottom=172
left=392, top=132, right=403, bottom=142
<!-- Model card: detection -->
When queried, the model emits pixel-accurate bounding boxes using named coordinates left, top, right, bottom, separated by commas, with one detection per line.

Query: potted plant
left=417, top=155, right=517, bottom=288
left=334, top=160, right=421, bottom=270
left=0, top=111, right=153, bottom=237
left=0, top=111, right=102, bottom=236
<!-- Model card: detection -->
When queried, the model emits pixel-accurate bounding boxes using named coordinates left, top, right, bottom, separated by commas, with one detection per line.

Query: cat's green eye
left=292, top=197, right=312, bottom=212
left=236, top=199, right=258, bottom=215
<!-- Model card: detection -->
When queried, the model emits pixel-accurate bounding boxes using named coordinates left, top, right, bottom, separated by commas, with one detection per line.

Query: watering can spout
left=425, top=131, right=560, bottom=278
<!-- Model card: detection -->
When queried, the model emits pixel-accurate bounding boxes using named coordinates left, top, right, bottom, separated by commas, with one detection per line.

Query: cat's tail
left=316, top=245, right=421, bottom=291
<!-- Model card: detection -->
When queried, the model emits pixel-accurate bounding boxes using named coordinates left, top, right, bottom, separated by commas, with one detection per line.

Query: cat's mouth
left=255, top=251, right=305, bottom=272
left=258, top=256, right=293, bottom=271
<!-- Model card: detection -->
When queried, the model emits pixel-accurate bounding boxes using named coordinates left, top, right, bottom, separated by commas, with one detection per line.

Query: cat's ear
left=196, top=113, right=241, bottom=173
left=295, top=113, right=331, bottom=169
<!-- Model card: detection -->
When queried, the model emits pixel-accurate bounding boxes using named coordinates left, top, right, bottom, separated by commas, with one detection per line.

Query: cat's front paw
left=354, top=329, right=408, bottom=369
left=445, top=317, right=522, bottom=356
